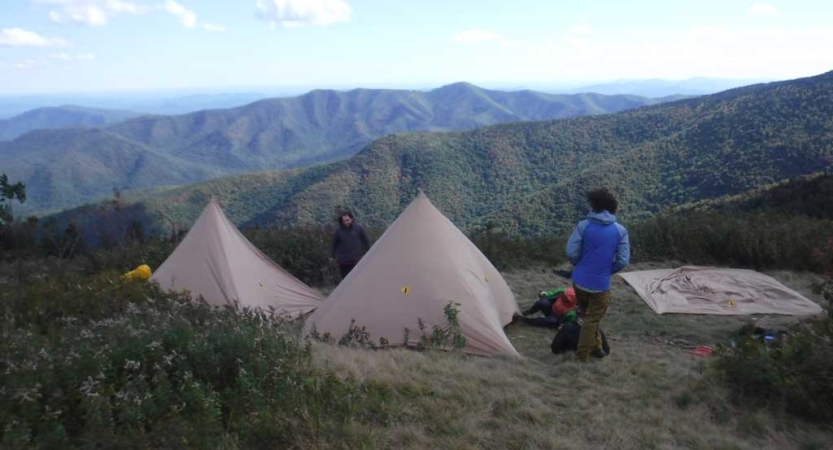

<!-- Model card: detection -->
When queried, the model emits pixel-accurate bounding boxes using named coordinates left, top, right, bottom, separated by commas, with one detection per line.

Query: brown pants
left=575, top=287, right=610, bottom=361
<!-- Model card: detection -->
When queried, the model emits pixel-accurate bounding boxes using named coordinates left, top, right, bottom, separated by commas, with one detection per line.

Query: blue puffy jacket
left=566, top=211, right=630, bottom=291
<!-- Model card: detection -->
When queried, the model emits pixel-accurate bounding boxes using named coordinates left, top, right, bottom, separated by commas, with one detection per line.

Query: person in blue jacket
left=566, top=188, right=630, bottom=361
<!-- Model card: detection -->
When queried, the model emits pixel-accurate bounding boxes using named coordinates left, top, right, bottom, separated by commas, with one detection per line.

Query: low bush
left=0, top=273, right=394, bottom=449
left=715, top=283, right=833, bottom=423
left=631, top=211, right=833, bottom=274
left=468, top=230, right=566, bottom=271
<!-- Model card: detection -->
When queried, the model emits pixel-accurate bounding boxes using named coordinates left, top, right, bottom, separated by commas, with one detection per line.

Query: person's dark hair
left=586, top=188, right=618, bottom=214
left=338, top=210, right=355, bottom=225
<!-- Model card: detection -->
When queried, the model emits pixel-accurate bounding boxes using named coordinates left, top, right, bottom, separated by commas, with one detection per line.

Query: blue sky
left=1, top=0, right=832, bottom=94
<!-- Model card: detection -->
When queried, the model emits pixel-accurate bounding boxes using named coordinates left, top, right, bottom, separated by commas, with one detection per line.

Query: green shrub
left=468, top=230, right=566, bottom=270
left=631, top=211, right=833, bottom=273
left=244, top=226, right=345, bottom=287
left=85, top=240, right=176, bottom=275
left=416, top=302, right=467, bottom=351
left=0, top=273, right=394, bottom=449
left=315, top=301, right=467, bottom=352
left=715, top=315, right=833, bottom=423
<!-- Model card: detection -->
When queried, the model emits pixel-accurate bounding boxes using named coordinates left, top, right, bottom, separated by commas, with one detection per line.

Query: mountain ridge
left=0, top=105, right=143, bottom=141
left=46, top=70, right=833, bottom=242
left=2, top=84, right=674, bottom=214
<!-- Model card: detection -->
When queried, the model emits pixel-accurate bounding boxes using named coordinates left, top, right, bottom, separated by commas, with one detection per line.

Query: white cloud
left=572, top=24, right=593, bottom=35
left=202, top=23, right=227, bottom=33
left=452, top=30, right=507, bottom=44
left=105, top=0, right=141, bottom=14
left=564, top=37, right=587, bottom=48
left=7, top=53, right=93, bottom=70
left=50, top=6, right=108, bottom=25
left=162, top=1, right=197, bottom=28
left=49, top=52, right=96, bottom=61
left=689, top=26, right=734, bottom=39
left=256, top=0, right=352, bottom=29
left=748, top=3, right=778, bottom=16
left=161, top=2, right=225, bottom=31
left=9, top=57, right=50, bottom=70
left=0, top=28, right=71, bottom=47
left=32, top=0, right=223, bottom=31
left=32, top=0, right=146, bottom=26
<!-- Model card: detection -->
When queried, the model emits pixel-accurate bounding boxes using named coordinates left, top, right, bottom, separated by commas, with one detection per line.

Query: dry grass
left=312, top=264, right=832, bottom=449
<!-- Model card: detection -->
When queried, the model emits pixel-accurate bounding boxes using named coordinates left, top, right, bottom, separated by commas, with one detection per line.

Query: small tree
left=0, top=173, right=26, bottom=225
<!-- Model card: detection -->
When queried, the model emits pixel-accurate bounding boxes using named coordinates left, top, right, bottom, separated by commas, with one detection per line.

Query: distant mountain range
left=0, top=92, right=275, bottom=119
left=1, top=83, right=674, bottom=214
left=554, top=77, right=770, bottom=97
left=52, top=72, right=833, bottom=240
left=0, top=106, right=143, bottom=141
left=2, top=77, right=770, bottom=119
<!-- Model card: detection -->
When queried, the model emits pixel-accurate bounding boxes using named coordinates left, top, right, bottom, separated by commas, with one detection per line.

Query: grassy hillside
left=0, top=105, right=141, bottom=141
left=2, top=84, right=662, bottom=214
left=2, top=260, right=830, bottom=449
left=325, top=266, right=829, bottom=449
left=72, top=71, right=833, bottom=237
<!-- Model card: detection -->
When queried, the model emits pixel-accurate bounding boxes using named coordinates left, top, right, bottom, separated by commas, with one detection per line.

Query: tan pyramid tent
left=619, top=266, right=824, bottom=315
left=151, top=201, right=324, bottom=317
left=304, top=192, right=520, bottom=357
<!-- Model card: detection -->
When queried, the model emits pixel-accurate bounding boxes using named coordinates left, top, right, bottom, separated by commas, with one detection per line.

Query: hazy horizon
left=0, top=75, right=778, bottom=98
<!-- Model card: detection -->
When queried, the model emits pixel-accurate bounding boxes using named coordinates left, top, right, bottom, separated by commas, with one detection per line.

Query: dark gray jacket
left=331, top=224, right=370, bottom=265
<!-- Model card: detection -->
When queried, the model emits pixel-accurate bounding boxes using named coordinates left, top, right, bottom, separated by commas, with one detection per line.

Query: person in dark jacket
left=331, top=211, right=371, bottom=279
left=566, top=188, right=630, bottom=361
left=521, top=287, right=578, bottom=329
left=521, top=290, right=561, bottom=328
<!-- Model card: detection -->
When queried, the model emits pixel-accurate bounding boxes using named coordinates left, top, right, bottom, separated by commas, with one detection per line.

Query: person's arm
left=566, top=222, right=586, bottom=265
left=331, top=232, right=340, bottom=259
left=611, top=225, right=630, bottom=274
left=359, top=226, right=370, bottom=251
left=544, top=288, right=566, bottom=298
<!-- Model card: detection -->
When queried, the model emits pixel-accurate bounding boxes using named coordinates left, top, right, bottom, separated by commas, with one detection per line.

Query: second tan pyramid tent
left=151, top=200, right=324, bottom=318
left=305, top=192, right=520, bottom=357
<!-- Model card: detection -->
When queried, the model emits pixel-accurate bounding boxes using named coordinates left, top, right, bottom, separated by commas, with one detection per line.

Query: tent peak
left=150, top=200, right=323, bottom=316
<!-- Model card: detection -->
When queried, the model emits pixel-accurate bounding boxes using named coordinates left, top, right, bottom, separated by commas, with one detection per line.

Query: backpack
left=551, top=287, right=578, bottom=319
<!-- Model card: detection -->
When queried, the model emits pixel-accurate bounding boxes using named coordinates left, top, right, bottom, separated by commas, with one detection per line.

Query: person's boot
left=590, top=348, right=607, bottom=359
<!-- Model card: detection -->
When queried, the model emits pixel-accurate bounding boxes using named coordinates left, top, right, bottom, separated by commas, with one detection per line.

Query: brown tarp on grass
left=304, top=192, right=520, bottom=356
left=619, top=266, right=824, bottom=315
left=151, top=201, right=324, bottom=318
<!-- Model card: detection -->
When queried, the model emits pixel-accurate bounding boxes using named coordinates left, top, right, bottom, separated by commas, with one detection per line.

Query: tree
left=0, top=173, right=26, bottom=225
